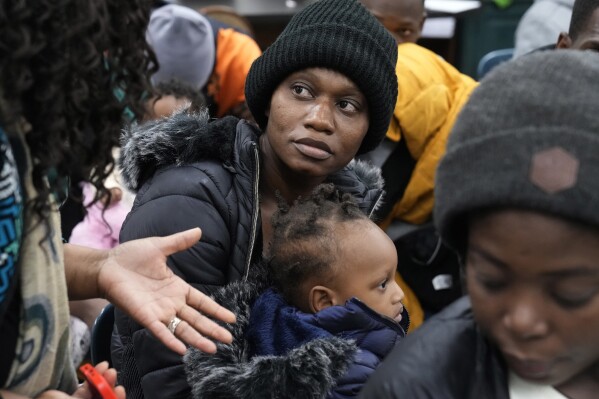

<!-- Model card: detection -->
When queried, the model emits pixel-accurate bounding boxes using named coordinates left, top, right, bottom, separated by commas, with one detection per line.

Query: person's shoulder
left=404, top=296, right=477, bottom=348
left=357, top=297, right=488, bottom=398
left=120, top=112, right=246, bottom=191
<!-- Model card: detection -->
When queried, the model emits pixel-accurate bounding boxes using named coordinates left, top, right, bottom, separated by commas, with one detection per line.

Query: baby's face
left=328, top=221, right=405, bottom=322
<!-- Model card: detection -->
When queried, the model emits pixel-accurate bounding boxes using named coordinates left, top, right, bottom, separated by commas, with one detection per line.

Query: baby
left=185, top=184, right=408, bottom=399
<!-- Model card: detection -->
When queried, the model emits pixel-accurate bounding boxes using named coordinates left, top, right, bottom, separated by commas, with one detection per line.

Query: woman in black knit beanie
left=361, top=50, right=599, bottom=398
left=114, top=0, right=399, bottom=398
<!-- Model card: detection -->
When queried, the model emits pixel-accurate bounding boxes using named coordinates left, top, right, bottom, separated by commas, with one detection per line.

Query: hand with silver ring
left=168, top=316, right=182, bottom=335
left=91, top=227, right=236, bottom=355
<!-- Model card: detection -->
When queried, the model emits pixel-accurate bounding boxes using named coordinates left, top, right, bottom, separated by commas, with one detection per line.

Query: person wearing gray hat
left=114, top=0, right=399, bottom=398
left=147, top=4, right=261, bottom=119
left=359, top=50, right=599, bottom=398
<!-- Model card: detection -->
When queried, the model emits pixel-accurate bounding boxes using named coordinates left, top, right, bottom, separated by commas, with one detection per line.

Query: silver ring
left=167, top=316, right=182, bottom=335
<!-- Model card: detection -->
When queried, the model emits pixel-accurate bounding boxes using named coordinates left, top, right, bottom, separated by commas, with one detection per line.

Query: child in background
left=185, top=184, right=408, bottom=399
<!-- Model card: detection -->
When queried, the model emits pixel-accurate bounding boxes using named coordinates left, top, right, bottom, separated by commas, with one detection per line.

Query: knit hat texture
left=147, top=4, right=215, bottom=89
left=435, top=50, right=599, bottom=256
left=245, top=0, right=398, bottom=155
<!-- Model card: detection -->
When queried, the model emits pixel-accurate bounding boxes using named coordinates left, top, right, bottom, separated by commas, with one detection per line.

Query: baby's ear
left=309, top=286, right=336, bottom=313
left=556, top=32, right=572, bottom=49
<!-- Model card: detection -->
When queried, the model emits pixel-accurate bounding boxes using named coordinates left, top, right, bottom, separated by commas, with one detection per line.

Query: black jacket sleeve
left=115, top=163, right=236, bottom=399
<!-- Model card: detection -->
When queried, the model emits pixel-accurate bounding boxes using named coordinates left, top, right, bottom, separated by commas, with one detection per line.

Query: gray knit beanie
left=245, top=0, right=398, bottom=155
left=147, top=5, right=215, bottom=89
left=435, top=50, right=599, bottom=256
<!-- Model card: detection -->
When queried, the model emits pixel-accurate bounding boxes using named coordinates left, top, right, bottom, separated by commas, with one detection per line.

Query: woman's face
left=467, top=209, right=599, bottom=388
left=263, top=68, right=369, bottom=179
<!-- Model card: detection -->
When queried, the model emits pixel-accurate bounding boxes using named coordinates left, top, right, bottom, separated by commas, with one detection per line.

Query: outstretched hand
left=97, top=228, right=235, bottom=355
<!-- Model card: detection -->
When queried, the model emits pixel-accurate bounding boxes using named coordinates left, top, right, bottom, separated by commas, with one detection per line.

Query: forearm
left=63, top=243, right=109, bottom=300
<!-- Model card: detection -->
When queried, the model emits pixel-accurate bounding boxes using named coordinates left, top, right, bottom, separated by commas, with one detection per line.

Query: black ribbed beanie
left=245, top=0, right=398, bottom=155
left=435, top=50, right=599, bottom=258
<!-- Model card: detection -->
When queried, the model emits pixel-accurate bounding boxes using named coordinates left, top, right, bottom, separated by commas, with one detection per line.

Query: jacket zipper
left=243, top=143, right=260, bottom=281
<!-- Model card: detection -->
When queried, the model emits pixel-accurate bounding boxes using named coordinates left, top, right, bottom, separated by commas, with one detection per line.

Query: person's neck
left=258, top=136, right=327, bottom=205
left=555, top=361, right=599, bottom=399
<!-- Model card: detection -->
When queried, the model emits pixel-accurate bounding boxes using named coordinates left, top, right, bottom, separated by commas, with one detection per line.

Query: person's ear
left=309, top=285, right=337, bottom=313
left=556, top=32, right=572, bottom=49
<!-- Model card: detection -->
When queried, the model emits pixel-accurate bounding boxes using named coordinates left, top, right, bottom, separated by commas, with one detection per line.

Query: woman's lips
left=294, top=138, right=332, bottom=160
left=503, top=353, right=555, bottom=381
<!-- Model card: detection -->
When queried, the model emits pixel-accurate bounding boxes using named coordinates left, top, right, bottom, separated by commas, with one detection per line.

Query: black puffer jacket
left=113, top=111, right=386, bottom=399
left=358, top=296, right=509, bottom=398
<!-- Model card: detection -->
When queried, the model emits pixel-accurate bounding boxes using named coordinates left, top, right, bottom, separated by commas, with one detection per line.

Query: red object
left=79, top=364, right=119, bottom=399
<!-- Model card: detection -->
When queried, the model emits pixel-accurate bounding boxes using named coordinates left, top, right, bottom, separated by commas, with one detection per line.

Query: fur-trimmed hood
left=119, top=110, right=384, bottom=200
left=184, top=264, right=358, bottom=399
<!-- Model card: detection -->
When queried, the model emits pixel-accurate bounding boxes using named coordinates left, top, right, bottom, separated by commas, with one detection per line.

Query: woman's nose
left=304, top=100, right=335, bottom=133
left=502, top=296, right=550, bottom=340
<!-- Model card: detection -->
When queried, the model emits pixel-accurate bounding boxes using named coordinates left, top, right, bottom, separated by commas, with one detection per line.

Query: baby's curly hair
left=268, top=183, right=369, bottom=308
left=0, top=0, right=156, bottom=222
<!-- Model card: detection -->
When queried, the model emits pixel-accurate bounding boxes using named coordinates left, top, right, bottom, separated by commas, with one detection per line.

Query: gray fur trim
left=348, top=158, right=384, bottom=190
left=119, top=109, right=238, bottom=191
left=185, top=337, right=356, bottom=399
left=183, top=263, right=357, bottom=399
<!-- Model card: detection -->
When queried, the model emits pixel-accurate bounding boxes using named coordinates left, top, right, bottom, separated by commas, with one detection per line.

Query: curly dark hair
left=268, top=183, right=369, bottom=308
left=0, top=0, right=157, bottom=222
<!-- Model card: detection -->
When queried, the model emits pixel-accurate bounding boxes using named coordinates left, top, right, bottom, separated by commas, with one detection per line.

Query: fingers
left=114, top=385, right=126, bottom=399
left=87, top=362, right=123, bottom=399
left=157, top=228, right=202, bottom=256
left=147, top=319, right=188, bottom=355
left=186, top=286, right=236, bottom=325
left=167, top=318, right=219, bottom=354
left=178, top=305, right=233, bottom=344
left=96, top=362, right=117, bottom=387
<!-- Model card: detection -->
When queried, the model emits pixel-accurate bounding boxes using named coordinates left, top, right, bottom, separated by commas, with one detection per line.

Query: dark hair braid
left=268, top=183, right=368, bottom=307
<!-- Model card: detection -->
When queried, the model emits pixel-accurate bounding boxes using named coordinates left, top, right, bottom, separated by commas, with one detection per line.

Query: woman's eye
left=476, top=274, right=507, bottom=292
left=338, top=100, right=358, bottom=112
left=397, top=29, right=413, bottom=37
left=552, top=290, right=597, bottom=309
left=291, top=85, right=311, bottom=97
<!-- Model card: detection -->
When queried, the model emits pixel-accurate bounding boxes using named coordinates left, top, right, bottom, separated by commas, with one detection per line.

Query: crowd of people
left=1, top=0, right=598, bottom=398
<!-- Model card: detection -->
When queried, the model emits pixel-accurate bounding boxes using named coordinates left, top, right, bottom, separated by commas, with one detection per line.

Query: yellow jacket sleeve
left=382, top=43, right=478, bottom=226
